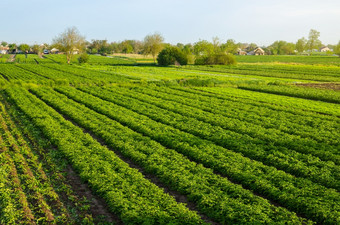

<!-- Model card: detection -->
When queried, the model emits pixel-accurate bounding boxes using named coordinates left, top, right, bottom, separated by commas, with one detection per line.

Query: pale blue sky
left=2, top=0, right=340, bottom=46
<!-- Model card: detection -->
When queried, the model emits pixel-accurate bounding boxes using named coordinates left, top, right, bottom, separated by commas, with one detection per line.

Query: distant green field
left=235, top=55, right=340, bottom=65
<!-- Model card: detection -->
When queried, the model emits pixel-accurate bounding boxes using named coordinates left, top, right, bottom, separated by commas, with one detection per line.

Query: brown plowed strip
left=296, top=82, right=340, bottom=90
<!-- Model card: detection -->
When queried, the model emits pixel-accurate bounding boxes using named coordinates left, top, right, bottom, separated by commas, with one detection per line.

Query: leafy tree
left=195, top=53, right=236, bottom=65
left=176, top=43, right=184, bottom=49
left=52, top=27, right=86, bottom=64
left=157, top=46, right=188, bottom=66
left=88, top=39, right=112, bottom=55
left=19, top=44, right=30, bottom=53
left=307, top=29, right=322, bottom=51
left=282, top=42, right=296, bottom=55
left=31, top=44, right=44, bottom=56
left=129, top=40, right=143, bottom=54
left=193, top=40, right=214, bottom=56
left=212, top=37, right=221, bottom=53
left=296, top=37, right=307, bottom=53
left=269, top=41, right=295, bottom=55
left=121, top=40, right=134, bottom=54
left=90, top=48, right=98, bottom=54
left=221, top=39, right=239, bottom=54
left=245, top=43, right=258, bottom=52
left=1, top=41, right=7, bottom=46
left=8, top=43, right=17, bottom=53
left=334, top=41, right=340, bottom=57
left=142, top=32, right=164, bottom=63
left=182, top=44, right=193, bottom=55
left=78, top=52, right=89, bottom=64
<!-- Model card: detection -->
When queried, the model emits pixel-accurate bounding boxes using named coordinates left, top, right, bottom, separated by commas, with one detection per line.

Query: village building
left=254, top=47, right=265, bottom=55
left=320, top=46, right=331, bottom=52
left=237, top=48, right=247, bottom=55
left=50, top=48, right=59, bottom=54
left=0, top=45, right=9, bottom=54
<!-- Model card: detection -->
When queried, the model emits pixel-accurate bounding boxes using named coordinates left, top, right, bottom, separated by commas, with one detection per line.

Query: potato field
left=0, top=54, right=339, bottom=224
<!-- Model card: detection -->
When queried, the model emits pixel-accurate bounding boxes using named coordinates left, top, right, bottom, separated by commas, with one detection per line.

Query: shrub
left=195, top=53, right=236, bottom=65
left=78, top=53, right=89, bottom=64
left=157, top=46, right=188, bottom=66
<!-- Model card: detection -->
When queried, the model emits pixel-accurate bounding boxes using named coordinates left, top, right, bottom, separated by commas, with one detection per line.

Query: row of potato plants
left=142, top=86, right=339, bottom=145
left=55, top=86, right=339, bottom=224
left=2, top=94, right=118, bottom=224
left=0, top=134, right=32, bottom=224
left=43, top=54, right=136, bottom=65
left=228, top=64, right=340, bottom=78
left=5, top=87, right=205, bottom=225
left=0, top=102, right=69, bottom=223
left=234, top=55, right=340, bottom=65
left=101, top=86, right=340, bottom=190
left=43, top=64, right=136, bottom=84
left=0, top=64, right=50, bottom=84
left=238, top=84, right=340, bottom=104
left=16, top=64, right=95, bottom=86
left=233, top=64, right=340, bottom=77
left=126, top=86, right=339, bottom=152
left=31, top=86, right=310, bottom=224
left=188, top=86, right=340, bottom=119
left=14, top=54, right=40, bottom=64
left=184, top=64, right=340, bottom=82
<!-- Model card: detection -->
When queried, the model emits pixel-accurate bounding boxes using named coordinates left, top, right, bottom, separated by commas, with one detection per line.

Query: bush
left=78, top=53, right=89, bottom=64
left=157, top=46, right=188, bottom=66
left=195, top=53, right=236, bottom=65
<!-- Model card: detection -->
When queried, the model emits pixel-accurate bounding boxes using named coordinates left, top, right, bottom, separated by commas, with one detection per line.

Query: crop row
left=54, top=86, right=340, bottom=224
left=5, top=87, right=206, bottom=225
left=1, top=94, right=126, bottom=224
left=0, top=134, right=33, bottom=224
left=238, top=84, right=340, bottom=104
left=14, top=54, right=40, bottom=64
left=42, top=63, right=136, bottom=84
left=30, top=86, right=310, bottom=224
left=188, top=86, right=340, bottom=118
left=0, top=64, right=50, bottom=84
left=226, top=64, right=340, bottom=78
left=234, top=55, right=340, bottom=65
left=99, top=86, right=340, bottom=184
left=43, top=54, right=136, bottom=65
left=133, top=86, right=339, bottom=145
left=184, top=65, right=340, bottom=82
left=16, top=64, right=95, bottom=85
left=80, top=86, right=340, bottom=190
left=0, top=102, right=70, bottom=223
left=128, top=85, right=339, bottom=147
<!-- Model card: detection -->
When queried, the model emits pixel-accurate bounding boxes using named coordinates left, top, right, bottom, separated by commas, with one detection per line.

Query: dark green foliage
left=195, top=53, right=236, bottom=65
left=78, top=53, right=89, bottom=64
left=157, top=46, right=188, bottom=66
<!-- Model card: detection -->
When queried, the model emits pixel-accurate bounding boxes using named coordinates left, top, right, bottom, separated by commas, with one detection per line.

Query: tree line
left=1, top=27, right=340, bottom=66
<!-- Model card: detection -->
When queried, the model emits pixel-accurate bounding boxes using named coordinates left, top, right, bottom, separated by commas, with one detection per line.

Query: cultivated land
left=0, top=54, right=339, bottom=224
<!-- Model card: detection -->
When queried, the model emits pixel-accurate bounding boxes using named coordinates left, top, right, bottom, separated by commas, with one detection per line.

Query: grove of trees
left=1, top=28, right=340, bottom=66
left=142, top=33, right=164, bottom=63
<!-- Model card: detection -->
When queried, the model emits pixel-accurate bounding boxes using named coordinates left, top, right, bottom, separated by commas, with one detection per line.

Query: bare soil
left=296, top=82, right=340, bottom=91
left=64, top=165, right=123, bottom=224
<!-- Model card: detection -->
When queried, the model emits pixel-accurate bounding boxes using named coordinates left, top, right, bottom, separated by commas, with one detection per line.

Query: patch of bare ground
left=64, top=164, right=123, bottom=225
left=8, top=54, right=16, bottom=62
left=295, top=82, right=340, bottom=91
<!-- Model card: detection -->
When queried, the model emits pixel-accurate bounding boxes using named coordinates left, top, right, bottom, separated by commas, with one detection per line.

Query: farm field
left=0, top=54, right=339, bottom=224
